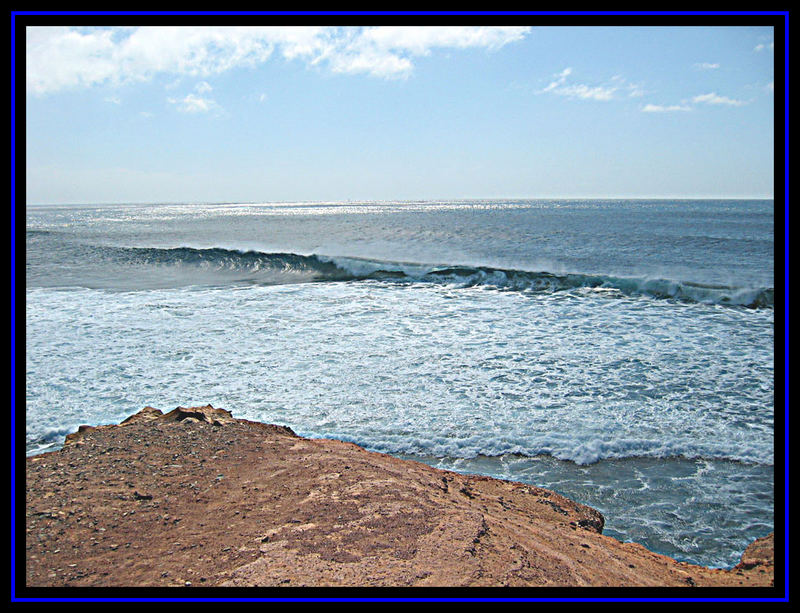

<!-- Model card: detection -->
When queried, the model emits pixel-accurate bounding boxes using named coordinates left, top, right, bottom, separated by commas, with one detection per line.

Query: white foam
left=26, top=282, right=774, bottom=467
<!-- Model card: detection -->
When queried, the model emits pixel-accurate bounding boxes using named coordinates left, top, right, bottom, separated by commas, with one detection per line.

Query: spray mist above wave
left=94, top=245, right=773, bottom=308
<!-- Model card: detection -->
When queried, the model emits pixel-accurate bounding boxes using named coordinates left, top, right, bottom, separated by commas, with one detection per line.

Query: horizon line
left=24, top=195, right=776, bottom=207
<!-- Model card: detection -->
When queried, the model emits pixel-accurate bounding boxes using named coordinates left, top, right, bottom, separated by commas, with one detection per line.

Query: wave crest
left=104, top=246, right=774, bottom=308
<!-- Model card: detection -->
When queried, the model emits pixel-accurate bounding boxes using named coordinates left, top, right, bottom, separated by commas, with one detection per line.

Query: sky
left=24, top=25, right=776, bottom=204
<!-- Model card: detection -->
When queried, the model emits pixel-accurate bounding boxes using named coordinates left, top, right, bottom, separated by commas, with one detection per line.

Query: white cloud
left=326, top=48, right=413, bottom=78
left=766, top=81, right=774, bottom=93
left=104, top=95, right=121, bottom=104
left=692, top=92, right=746, bottom=106
left=26, top=26, right=531, bottom=94
left=754, top=42, right=774, bottom=52
left=357, top=25, right=528, bottom=56
left=543, top=66, right=572, bottom=85
left=641, top=91, right=748, bottom=113
left=641, top=103, right=692, bottom=113
left=195, top=80, right=212, bottom=93
left=694, top=62, right=720, bottom=70
left=540, top=67, right=642, bottom=101
left=167, top=92, right=218, bottom=113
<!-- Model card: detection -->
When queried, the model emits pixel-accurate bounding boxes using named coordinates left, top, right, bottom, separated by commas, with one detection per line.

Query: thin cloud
left=167, top=92, right=218, bottom=113
left=694, top=62, right=720, bottom=70
left=641, top=103, right=692, bottom=113
left=754, top=42, right=774, bottom=52
left=540, top=67, right=642, bottom=101
left=692, top=92, right=746, bottom=106
left=26, top=26, right=532, bottom=94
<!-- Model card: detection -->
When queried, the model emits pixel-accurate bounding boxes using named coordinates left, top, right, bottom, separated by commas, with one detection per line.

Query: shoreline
left=25, top=405, right=774, bottom=588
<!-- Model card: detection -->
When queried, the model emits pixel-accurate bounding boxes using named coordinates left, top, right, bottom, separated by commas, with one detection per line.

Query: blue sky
left=25, top=25, right=776, bottom=204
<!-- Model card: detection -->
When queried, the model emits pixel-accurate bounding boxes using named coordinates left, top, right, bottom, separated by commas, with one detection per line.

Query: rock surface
left=26, top=405, right=774, bottom=588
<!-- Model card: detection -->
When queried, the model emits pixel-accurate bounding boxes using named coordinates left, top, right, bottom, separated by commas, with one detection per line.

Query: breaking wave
left=88, top=245, right=774, bottom=308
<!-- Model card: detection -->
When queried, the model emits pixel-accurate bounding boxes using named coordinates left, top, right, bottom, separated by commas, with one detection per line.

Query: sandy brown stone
left=26, top=405, right=774, bottom=588
left=734, top=533, right=775, bottom=572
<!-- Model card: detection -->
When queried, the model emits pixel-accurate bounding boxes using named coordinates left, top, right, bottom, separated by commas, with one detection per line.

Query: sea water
left=24, top=199, right=775, bottom=569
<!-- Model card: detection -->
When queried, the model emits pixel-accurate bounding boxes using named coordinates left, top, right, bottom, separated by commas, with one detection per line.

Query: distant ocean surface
left=25, top=199, right=775, bottom=569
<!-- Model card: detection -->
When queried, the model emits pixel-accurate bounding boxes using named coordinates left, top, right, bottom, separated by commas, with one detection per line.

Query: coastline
left=25, top=405, right=774, bottom=588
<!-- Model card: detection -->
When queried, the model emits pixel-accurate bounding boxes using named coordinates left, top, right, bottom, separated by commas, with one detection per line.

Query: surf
left=74, top=245, right=774, bottom=309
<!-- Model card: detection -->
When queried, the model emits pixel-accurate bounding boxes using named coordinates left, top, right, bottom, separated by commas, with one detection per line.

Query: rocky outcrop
left=735, top=533, right=775, bottom=572
left=26, top=406, right=775, bottom=588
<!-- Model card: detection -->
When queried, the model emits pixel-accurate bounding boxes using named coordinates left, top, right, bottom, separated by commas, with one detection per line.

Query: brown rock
left=120, top=406, right=164, bottom=425
left=735, top=533, right=774, bottom=571
left=159, top=405, right=237, bottom=426
left=25, top=405, right=775, bottom=588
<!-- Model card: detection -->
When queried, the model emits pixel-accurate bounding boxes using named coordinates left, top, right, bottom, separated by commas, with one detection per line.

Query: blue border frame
left=11, top=10, right=789, bottom=603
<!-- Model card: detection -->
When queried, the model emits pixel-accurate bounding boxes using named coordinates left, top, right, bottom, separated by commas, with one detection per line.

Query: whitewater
left=25, top=199, right=774, bottom=570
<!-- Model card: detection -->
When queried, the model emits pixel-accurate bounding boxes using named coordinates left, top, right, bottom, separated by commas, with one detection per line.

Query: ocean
left=24, top=198, right=775, bottom=570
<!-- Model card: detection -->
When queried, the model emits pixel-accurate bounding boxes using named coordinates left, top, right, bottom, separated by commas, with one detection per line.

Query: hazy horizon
left=25, top=195, right=776, bottom=207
